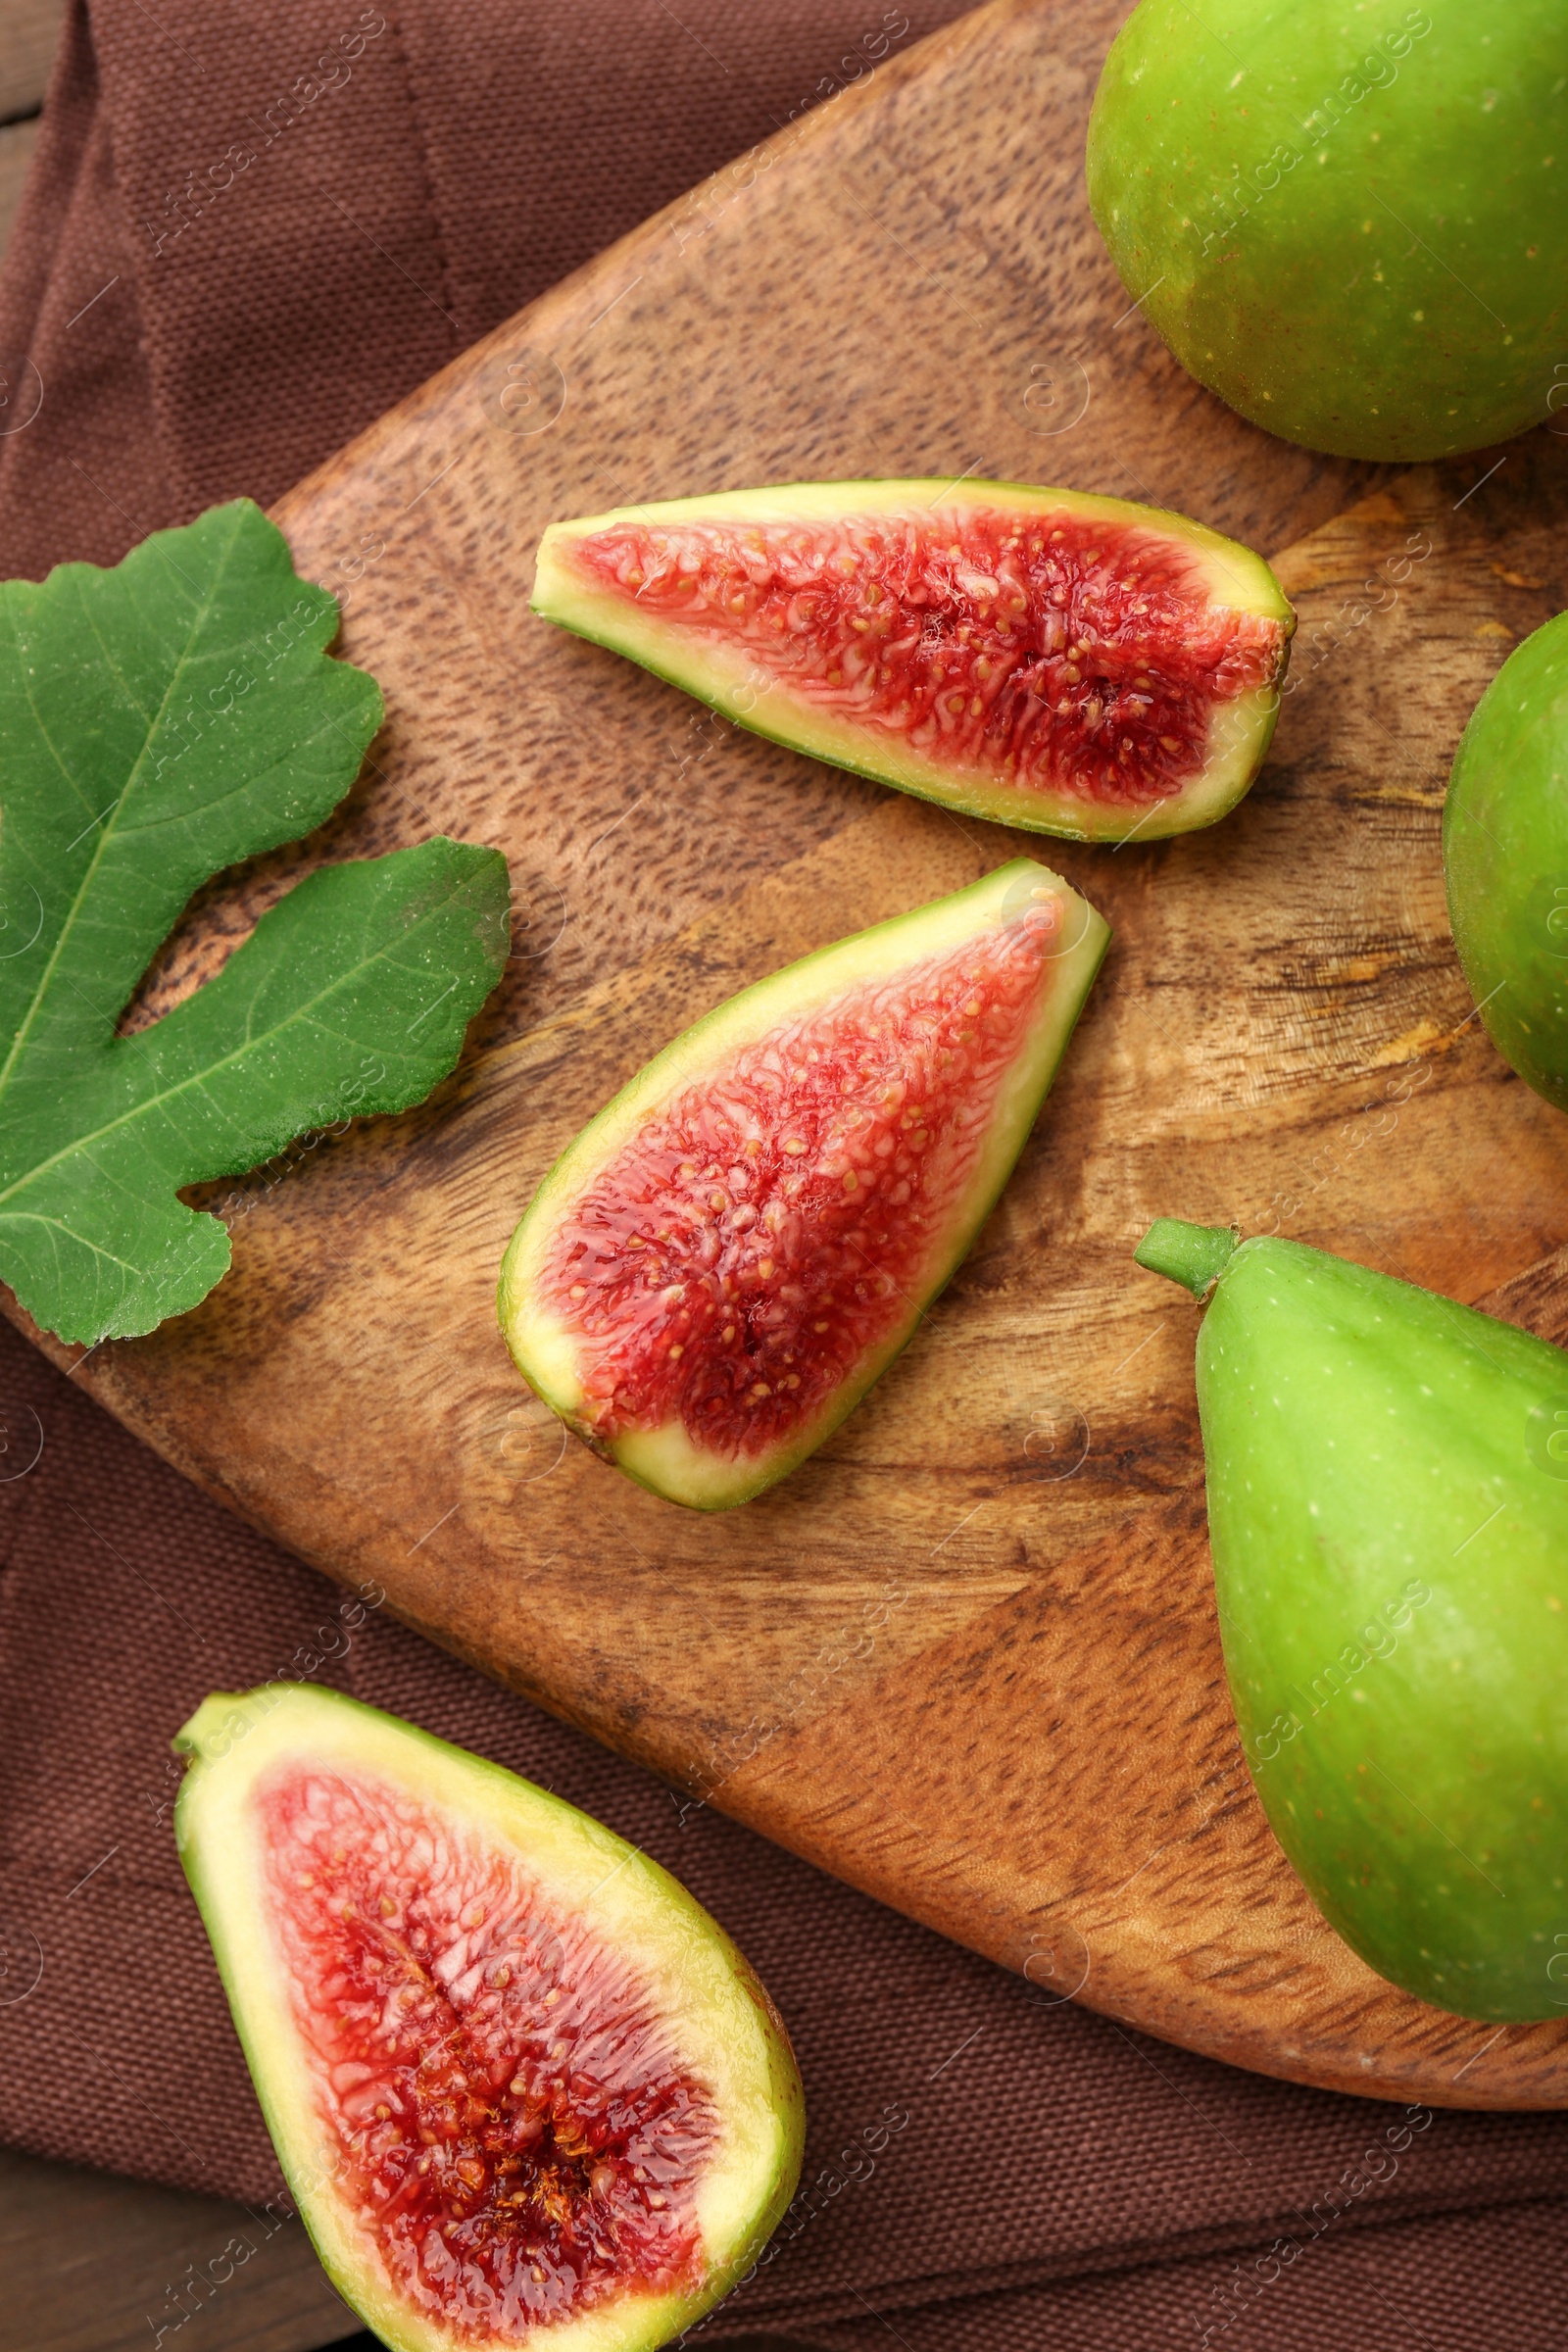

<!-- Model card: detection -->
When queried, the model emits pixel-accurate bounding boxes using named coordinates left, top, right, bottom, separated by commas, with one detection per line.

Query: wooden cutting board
left=36, top=0, right=1568, bottom=2106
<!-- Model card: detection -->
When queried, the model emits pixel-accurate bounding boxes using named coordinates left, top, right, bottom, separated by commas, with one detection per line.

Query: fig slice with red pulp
left=532, top=480, right=1294, bottom=841
left=175, top=1685, right=804, bottom=2351
left=499, top=858, right=1108, bottom=1508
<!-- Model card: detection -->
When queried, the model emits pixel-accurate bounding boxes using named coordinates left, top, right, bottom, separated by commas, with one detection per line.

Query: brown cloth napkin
left=3, top=5, right=1568, bottom=2346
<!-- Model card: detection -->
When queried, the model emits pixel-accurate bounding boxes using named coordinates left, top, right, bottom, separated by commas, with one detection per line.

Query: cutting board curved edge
left=24, top=0, right=1568, bottom=2105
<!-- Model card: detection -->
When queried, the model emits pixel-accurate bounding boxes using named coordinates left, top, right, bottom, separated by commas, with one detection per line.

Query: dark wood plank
left=0, top=119, right=40, bottom=257
left=0, top=0, right=62, bottom=124
left=0, top=2145, right=353, bottom=2352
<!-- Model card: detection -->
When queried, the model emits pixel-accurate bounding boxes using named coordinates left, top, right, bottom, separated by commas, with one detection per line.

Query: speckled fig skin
left=1445, top=612, right=1568, bottom=1114
left=1135, top=1222, right=1568, bottom=2024
left=1087, top=0, right=1568, bottom=462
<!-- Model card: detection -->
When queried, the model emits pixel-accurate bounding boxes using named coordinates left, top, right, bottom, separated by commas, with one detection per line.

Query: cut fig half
left=499, top=859, right=1108, bottom=1509
left=532, top=480, right=1294, bottom=842
left=175, top=1685, right=804, bottom=2352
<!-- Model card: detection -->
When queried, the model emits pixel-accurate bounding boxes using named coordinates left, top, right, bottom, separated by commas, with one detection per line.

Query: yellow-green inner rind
left=174, top=1685, right=806, bottom=2352
left=531, top=480, right=1292, bottom=844
left=498, top=858, right=1109, bottom=1509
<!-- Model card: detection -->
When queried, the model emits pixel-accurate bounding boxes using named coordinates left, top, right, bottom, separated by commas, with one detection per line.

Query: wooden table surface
left=0, top=0, right=58, bottom=252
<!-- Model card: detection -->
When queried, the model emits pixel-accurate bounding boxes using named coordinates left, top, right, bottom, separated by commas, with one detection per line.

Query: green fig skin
left=1087, top=1, right=1568, bottom=462
left=1137, top=1223, right=1568, bottom=2023
left=1445, top=612, right=1568, bottom=1116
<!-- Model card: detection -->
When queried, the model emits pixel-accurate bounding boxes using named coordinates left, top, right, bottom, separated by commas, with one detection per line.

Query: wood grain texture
left=26, top=0, right=1568, bottom=2104
left=0, top=2145, right=353, bottom=2352
left=0, top=119, right=41, bottom=260
left=0, top=0, right=62, bottom=123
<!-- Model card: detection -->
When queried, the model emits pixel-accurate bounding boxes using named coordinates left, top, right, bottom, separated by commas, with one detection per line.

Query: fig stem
left=1134, top=1218, right=1240, bottom=1299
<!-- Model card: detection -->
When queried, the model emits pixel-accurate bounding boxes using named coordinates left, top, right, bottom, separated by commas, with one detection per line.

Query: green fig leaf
left=0, top=499, right=511, bottom=1346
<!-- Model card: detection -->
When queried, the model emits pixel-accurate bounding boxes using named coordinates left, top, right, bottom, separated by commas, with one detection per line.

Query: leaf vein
left=0, top=504, right=248, bottom=1103
left=0, top=873, right=480, bottom=1207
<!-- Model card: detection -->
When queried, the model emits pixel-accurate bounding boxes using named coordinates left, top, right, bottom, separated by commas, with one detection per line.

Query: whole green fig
left=1446, top=611, right=1568, bottom=1115
left=1087, top=1, right=1568, bottom=462
left=1137, top=1218, right=1568, bottom=2023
